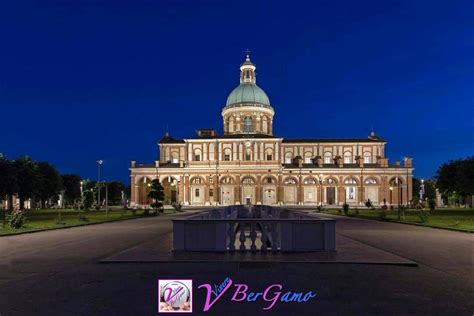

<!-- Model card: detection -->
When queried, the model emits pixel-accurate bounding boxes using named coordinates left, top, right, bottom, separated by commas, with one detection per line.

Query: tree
left=36, top=162, right=63, bottom=208
left=13, top=156, right=39, bottom=210
left=148, top=179, right=164, bottom=214
left=0, top=155, right=18, bottom=212
left=105, top=181, right=126, bottom=205
left=436, top=157, right=474, bottom=205
left=61, top=174, right=82, bottom=206
left=83, top=190, right=95, bottom=211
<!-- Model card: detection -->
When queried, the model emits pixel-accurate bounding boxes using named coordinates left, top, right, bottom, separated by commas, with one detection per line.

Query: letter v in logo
left=198, top=279, right=233, bottom=312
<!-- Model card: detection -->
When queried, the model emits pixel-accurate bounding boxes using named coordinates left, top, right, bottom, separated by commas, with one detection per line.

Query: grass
left=321, top=208, right=474, bottom=232
left=0, top=208, right=177, bottom=236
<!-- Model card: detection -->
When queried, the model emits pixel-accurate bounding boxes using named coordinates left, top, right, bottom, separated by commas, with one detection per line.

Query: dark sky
left=1, top=0, right=473, bottom=184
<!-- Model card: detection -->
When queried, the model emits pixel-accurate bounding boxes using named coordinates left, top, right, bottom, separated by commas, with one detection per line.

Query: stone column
left=130, top=175, right=136, bottom=205
left=184, top=175, right=190, bottom=205
left=256, top=175, right=262, bottom=204
left=277, top=174, right=283, bottom=204
left=407, top=174, right=413, bottom=205
left=236, top=175, right=241, bottom=205
left=179, top=177, right=185, bottom=204
left=298, top=175, right=303, bottom=205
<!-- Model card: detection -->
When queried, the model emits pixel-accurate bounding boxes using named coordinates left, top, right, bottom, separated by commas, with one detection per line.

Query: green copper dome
left=225, top=83, right=271, bottom=107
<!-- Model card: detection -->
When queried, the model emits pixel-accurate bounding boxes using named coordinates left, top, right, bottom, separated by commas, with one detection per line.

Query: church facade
left=129, top=54, right=414, bottom=207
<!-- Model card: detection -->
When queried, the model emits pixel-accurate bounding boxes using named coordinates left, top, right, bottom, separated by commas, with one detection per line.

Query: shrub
left=7, top=211, right=27, bottom=229
left=365, top=199, right=373, bottom=209
left=316, top=205, right=324, bottom=213
left=354, top=207, right=359, bottom=216
left=342, top=203, right=349, bottom=215
left=381, top=204, right=388, bottom=211
left=172, top=202, right=183, bottom=212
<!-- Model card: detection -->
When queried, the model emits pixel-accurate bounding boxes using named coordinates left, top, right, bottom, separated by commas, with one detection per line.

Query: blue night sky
left=1, top=0, right=473, bottom=184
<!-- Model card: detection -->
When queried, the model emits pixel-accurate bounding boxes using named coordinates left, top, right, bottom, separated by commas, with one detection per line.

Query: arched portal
left=220, top=176, right=236, bottom=205
left=283, top=176, right=298, bottom=204
left=162, top=176, right=179, bottom=205
left=262, top=176, right=277, bottom=205
left=136, top=177, right=153, bottom=206
left=241, top=176, right=256, bottom=205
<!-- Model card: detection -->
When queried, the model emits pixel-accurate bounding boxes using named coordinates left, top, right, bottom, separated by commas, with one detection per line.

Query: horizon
left=1, top=0, right=473, bottom=184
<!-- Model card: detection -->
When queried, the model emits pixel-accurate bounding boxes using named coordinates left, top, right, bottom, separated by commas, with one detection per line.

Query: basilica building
left=130, top=54, right=414, bottom=207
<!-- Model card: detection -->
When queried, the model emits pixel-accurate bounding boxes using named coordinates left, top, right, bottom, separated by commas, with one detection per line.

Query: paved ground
left=0, top=210, right=472, bottom=315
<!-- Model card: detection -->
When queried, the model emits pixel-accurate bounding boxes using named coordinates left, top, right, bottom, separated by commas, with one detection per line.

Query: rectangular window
left=324, top=157, right=332, bottom=164
left=224, top=154, right=230, bottom=161
left=364, top=156, right=371, bottom=164
left=344, top=157, right=351, bottom=164
left=285, top=157, right=292, bottom=164
left=346, top=187, right=355, bottom=200
left=246, top=153, right=251, bottom=161
left=209, top=188, right=214, bottom=197
left=172, top=158, right=179, bottom=163
left=305, top=157, right=312, bottom=163
left=195, top=155, right=201, bottom=161
left=195, top=188, right=200, bottom=197
left=267, top=154, right=272, bottom=161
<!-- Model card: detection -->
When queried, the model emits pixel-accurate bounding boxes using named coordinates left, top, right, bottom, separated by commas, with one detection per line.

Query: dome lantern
left=222, top=52, right=275, bottom=136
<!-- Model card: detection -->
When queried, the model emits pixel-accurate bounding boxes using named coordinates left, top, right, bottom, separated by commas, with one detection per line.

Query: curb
left=321, top=212, right=473, bottom=233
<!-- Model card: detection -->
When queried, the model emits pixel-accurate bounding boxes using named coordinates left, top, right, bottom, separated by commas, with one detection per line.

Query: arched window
left=242, top=177, right=255, bottom=185
left=245, top=148, right=251, bottom=161
left=263, top=176, right=276, bottom=184
left=191, top=177, right=204, bottom=184
left=344, top=151, right=352, bottom=164
left=220, top=176, right=235, bottom=184
left=344, top=178, right=358, bottom=185
left=224, top=148, right=232, bottom=161
left=304, top=152, right=313, bottom=164
left=171, top=152, right=179, bottom=164
left=363, top=152, right=372, bottom=164
left=244, top=117, right=253, bottom=133
left=304, top=177, right=317, bottom=185
left=365, top=178, right=377, bottom=185
left=193, top=149, right=201, bottom=161
left=285, top=152, right=293, bottom=164
left=284, top=177, right=297, bottom=185
left=266, top=148, right=273, bottom=161
left=324, top=152, right=332, bottom=164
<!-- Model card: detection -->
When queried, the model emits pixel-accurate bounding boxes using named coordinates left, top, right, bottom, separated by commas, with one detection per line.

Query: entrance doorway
left=326, top=187, right=336, bottom=205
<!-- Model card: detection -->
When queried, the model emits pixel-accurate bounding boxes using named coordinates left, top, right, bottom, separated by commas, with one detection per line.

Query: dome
left=225, top=83, right=271, bottom=108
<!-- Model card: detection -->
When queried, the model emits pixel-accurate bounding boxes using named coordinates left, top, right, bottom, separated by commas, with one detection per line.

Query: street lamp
left=97, top=160, right=104, bottom=208
left=318, top=174, right=324, bottom=207
left=420, top=179, right=425, bottom=203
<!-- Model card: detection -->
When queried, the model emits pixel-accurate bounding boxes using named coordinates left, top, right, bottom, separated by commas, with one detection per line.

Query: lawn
left=321, top=208, right=474, bottom=232
left=0, top=208, right=177, bottom=236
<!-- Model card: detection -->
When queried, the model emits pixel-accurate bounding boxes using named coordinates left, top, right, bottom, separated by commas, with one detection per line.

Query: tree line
left=435, top=156, right=474, bottom=205
left=0, top=155, right=129, bottom=211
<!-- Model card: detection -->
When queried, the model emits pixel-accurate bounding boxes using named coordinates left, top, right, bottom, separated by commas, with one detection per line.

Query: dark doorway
left=327, top=187, right=336, bottom=205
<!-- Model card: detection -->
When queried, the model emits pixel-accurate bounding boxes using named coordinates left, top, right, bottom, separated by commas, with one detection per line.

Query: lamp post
left=97, top=160, right=103, bottom=209
left=396, top=177, right=401, bottom=220
left=420, top=179, right=425, bottom=204
left=318, top=174, right=324, bottom=208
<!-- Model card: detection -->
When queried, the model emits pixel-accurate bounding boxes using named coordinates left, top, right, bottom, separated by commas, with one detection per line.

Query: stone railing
left=172, top=206, right=336, bottom=252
